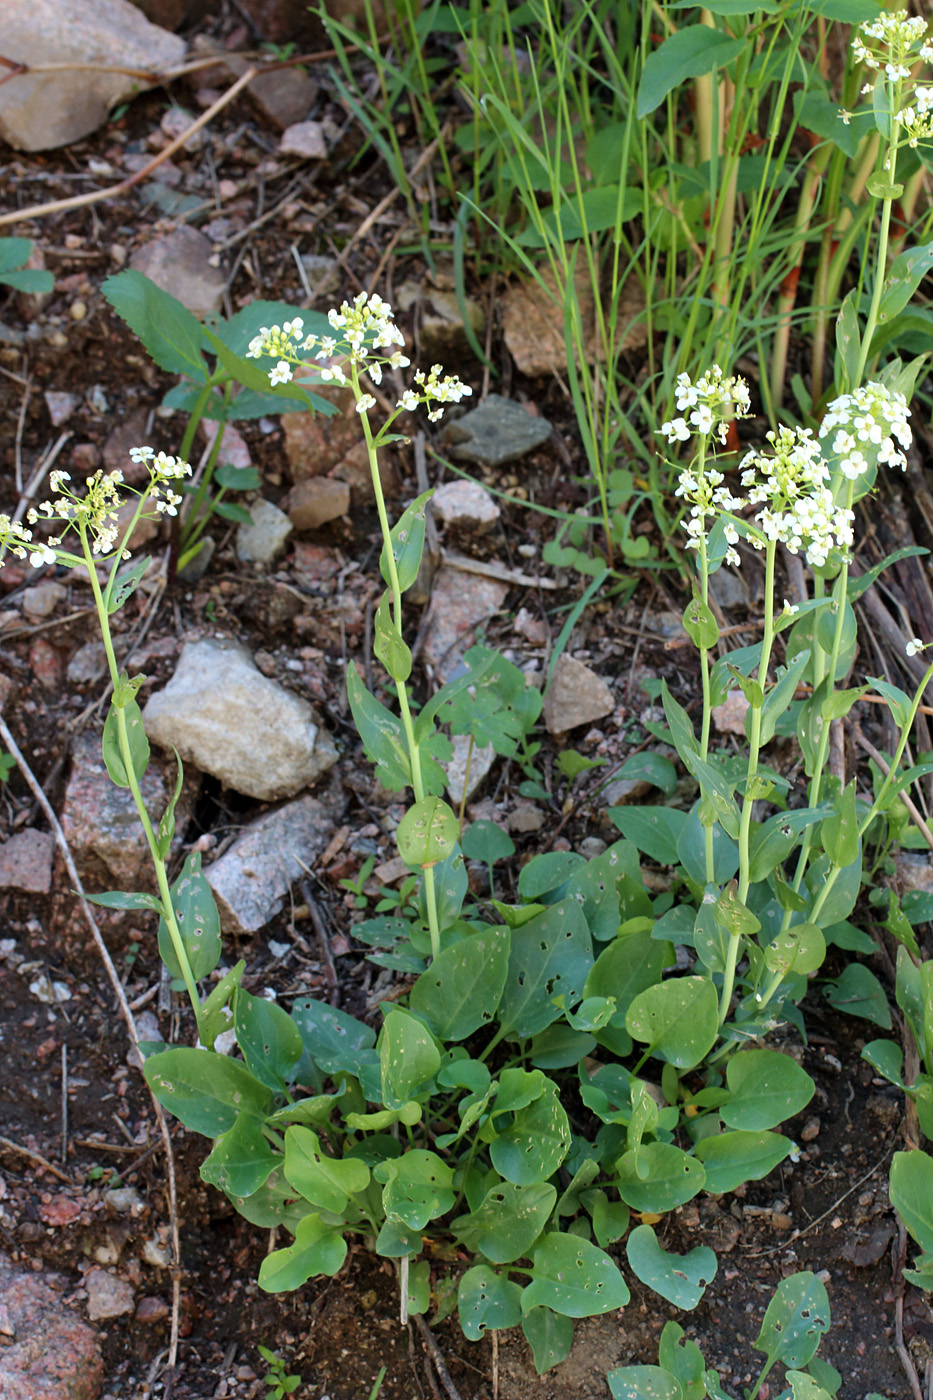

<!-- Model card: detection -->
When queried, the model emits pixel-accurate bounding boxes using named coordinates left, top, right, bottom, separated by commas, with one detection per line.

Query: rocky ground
left=0, top=2, right=932, bottom=1399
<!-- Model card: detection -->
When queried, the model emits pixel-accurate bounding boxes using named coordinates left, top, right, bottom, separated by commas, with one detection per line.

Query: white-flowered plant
left=845, top=11, right=933, bottom=144
left=660, top=365, right=752, bottom=446
left=740, top=427, right=853, bottom=569
left=246, top=292, right=472, bottom=425
left=819, top=383, right=912, bottom=480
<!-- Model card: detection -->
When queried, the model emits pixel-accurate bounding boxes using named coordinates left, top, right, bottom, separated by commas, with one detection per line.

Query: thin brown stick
left=60, top=1043, right=68, bottom=1165
left=895, top=1221, right=925, bottom=1400
left=0, top=1133, right=72, bottom=1184
left=0, top=713, right=183, bottom=1381
left=744, top=1143, right=893, bottom=1257
left=413, top=1315, right=464, bottom=1400
left=298, top=880, right=340, bottom=1007
left=0, top=67, right=256, bottom=230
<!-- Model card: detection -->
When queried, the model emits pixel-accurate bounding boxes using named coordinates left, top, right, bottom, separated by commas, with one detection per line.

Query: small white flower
left=907, top=637, right=926, bottom=656
left=782, top=600, right=799, bottom=616
left=398, top=389, right=419, bottom=412
left=269, top=360, right=293, bottom=387
left=356, top=394, right=377, bottom=415
left=28, top=545, right=57, bottom=568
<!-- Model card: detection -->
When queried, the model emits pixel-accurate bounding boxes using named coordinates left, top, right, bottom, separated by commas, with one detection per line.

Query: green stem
left=697, top=444, right=715, bottom=887
left=853, top=129, right=900, bottom=389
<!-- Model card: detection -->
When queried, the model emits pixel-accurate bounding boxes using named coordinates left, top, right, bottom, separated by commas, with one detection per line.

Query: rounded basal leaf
left=489, top=1080, right=570, bottom=1185
left=753, top=1271, right=830, bottom=1370
left=200, top=1112, right=279, bottom=1199
left=284, top=1125, right=370, bottom=1213
left=823, top=963, right=892, bottom=1028
left=625, top=1224, right=716, bottom=1310
left=377, top=1149, right=455, bottom=1230
left=258, top=1212, right=347, bottom=1293
left=143, top=1046, right=272, bottom=1137
left=608, top=1366, right=683, bottom=1400
left=379, top=1007, right=441, bottom=1109
left=397, top=796, right=460, bottom=869
left=458, top=1265, right=523, bottom=1340
left=763, top=923, right=825, bottom=978
left=695, top=1130, right=792, bottom=1195
left=409, top=927, right=510, bottom=1041
left=235, top=990, right=303, bottom=1091
left=722, top=1049, right=815, bottom=1132
left=616, top=1143, right=705, bottom=1214
left=461, top=818, right=516, bottom=865
left=452, top=1181, right=557, bottom=1265
left=890, top=1150, right=933, bottom=1255
left=625, top=977, right=719, bottom=1069
left=522, top=1233, right=630, bottom=1318
left=522, top=1308, right=574, bottom=1375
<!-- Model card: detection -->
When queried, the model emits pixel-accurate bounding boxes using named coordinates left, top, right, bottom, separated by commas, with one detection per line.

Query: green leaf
left=848, top=547, right=927, bottom=602
left=659, top=1321, right=706, bottom=1400
left=86, top=890, right=164, bottom=913
left=346, top=661, right=411, bottom=792
left=490, top=1078, right=571, bottom=1185
left=213, top=500, right=253, bottom=525
left=748, top=808, right=828, bottom=883
left=498, top=898, right=593, bottom=1039
left=235, top=990, right=303, bottom=1091
left=108, top=556, right=151, bottom=614
left=763, top=922, right=826, bottom=979
left=200, top=1111, right=279, bottom=1197
left=102, top=699, right=150, bottom=788
left=625, top=1224, right=716, bottom=1310
left=199, top=961, right=245, bottom=1052
left=516, top=183, right=643, bottom=247
left=682, top=593, right=719, bottom=649
left=522, top=1233, right=630, bottom=1317
left=867, top=676, right=913, bottom=730
left=834, top=289, right=860, bottom=394
left=102, top=270, right=210, bottom=381
left=373, top=591, right=412, bottom=683
left=821, top=780, right=858, bottom=867
left=461, top=819, right=515, bottom=865
left=522, top=1308, right=574, bottom=1374
left=214, top=461, right=261, bottom=491
left=661, top=680, right=698, bottom=766
left=722, top=1050, right=815, bottom=1131
left=453, top=1181, right=557, bottom=1264
left=258, top=1212, right=347, bottom=1292
left=284, top=1125, right=370, bottom=1212
left=637, top=26, right=745, bottom=118
left=157, top=851, right=222, bottom=982
left=379, top=1007, right=441, bottom=1108
left=380, top=490, right=432, bottom=593
left=409, top=927, right=510, bottom=1040
left=890, top=1150, right=933, bottom=1255
left=376, top=1149, right=455, bottom=1229
left=517, top=851, right=585, bottom=900
left=625, top=977, right=719, bottom=1070
left=143, top=1046, right=272, bottom=1136
left=695, top=1130, right=792, bottom=1195
left=753, top=1272, right=830, bottom=1370
left=585, top=931, right=670, bottom=1043
left=156, top=747, right=184, bottom=859
left=785, top=1372, right=833, bottom=1400
left=616, top=1142, right=706, bottom=1214
left=823, top=963, right=892, bottom=1028
left=609, top=806, right=687, bottom=865
left=397, top=796, right=460, bottom=869
left=290, top=998, right=376, bottom=1079
left=610, top=752, right=678, bottom=796
left=608, top=1368, right=683, bottom=1400
left=759, top=652, right=810, bottom=746
left=861, top=1038, right=904, bottom=1087
left=458, top=1266, right=523, bottom=1340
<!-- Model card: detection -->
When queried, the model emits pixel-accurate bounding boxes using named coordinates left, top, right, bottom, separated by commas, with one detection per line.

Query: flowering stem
left=697, top=524, right=715, bottom=888
left=82, top=526, right=203, bottom=1029
left=853, top=128, right=900, bottom=390
left=354, top=377, right=442, bottom=960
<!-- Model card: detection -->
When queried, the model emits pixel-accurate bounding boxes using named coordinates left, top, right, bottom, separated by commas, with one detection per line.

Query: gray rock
left=85, top=1269, right=134, bottom=1321
left=444, top=394, right=552, bottom=468
left=0, top=830, right=55, bottom=893
left=60, top=732, right=192, bottom=890
left=0, top=1250, right=104, bottom=1400
left=279, top=120, right=327, bottom=159
left=21, top=582, right=66, bottom=620
left=543, top=655, right=614, bottom=735
left=422, top=566, right=509, bottom=683
left=142, top=638, right=337, bottom=801
left=206, top=794, right=338, bottom=934
left=432, top=480, right=500, bottom=533
left=44, top=391, right=78, bottom=426
left=0, top=0, right=186, bottom=152
left=896, top=853, right=933, bottom=894
left=66, top=641, right=108, bottom=686
left=235, top=498, right=293, bottom=563
left=130, top=228, right=226, bottom=318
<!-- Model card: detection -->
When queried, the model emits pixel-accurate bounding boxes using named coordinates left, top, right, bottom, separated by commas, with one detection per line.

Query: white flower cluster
left=819, top=383, right=912, bottom=478
left=896, top=84, right=933, bottom=145
left=907, top=637, right=927, bottom=656
left=740, top=427, right=853, bottom=569
left=0, top=449, right=191, bottom=567
left=246, top=292, right=472, bottom=422
left=853, top=11, right=933, bottom=73
left=675, top=464, right=742, bottom=565
left=660, top=366, right=751, bottom=446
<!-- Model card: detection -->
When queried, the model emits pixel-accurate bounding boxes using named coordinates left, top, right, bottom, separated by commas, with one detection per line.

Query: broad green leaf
left=284, top=1125, right=370, bottom=1212
left=516, top=849, right=585, bottom=899
left=861, top=1038, right=904, bottom=1086
left=823, top=963, right=892, bottom=1028
left=611, top=752, right=678, bottom=796
left=677, top=807, right=739, bottom=885
left=452, top=1181, right=557, bottom=1264
left=661, top=680, right=698, bottom=765
left=379, top=1008, right=441, bottom=1108
left=235, top=989, right=303, bottom=1091
left=867, top=676, right=912, bottom=729
left=157, top=851, right=222, bottom=982
left=588, top=1190, right=631, bottom=1248
left=682, top=593, right=719, bottom=649
left=461, top=819, right=515, bottom=866
left=258, top=1212, right=347, bottom=1292
left=659, top=1321, right=706, bottom=1400
left=380, top=490, right=432, bottom=593
left=625, top=977, right=719, bottom=1069
left=609, top=806, right=687, bottom=866
left=759, top=652, right=811, bottom=746
left=522, top=1308, right=574, bottom=1374
left=516, top=183, right=643, bottom=247
left=608, top=1368, right=683, bottom=1400
left=144, top=1046, right=272, bottom=1136
left=637, top=27, right=745, bottom=118
left=585, top=930, right=671, bottom=1045
left=409, top=927, right=510, bottom=1040
left=86, top=890, right=164, bottom=913
left=763, top=922, right=826, bottom=979
left=373, top=591, right=412, bottom=683
left=490, top=1079, right=570, bottom=1185
left=616, top=1142, right=705, bottom=1214
left=753, top=1272, right=830, bottom=1370
left=397, top=796, right=460, bottom=868
left=0, top=237, right=39, bottom=274
left=748, top=808, right=828, bottom=883
left=498, top=898, right=593, bottom=1039
left=346, top=661, right=411, bottom=791
left=890, top=1150, right=933, bottom=1255
left=376, top=1149, right=455, bottom=1229
left=290, top=998, right=375, bottom=1078
left=458, top=1266, right=523, bottom=1340
left=102, top=698, right=149, bottom=788
left=108, top=556, right=151, bottom=615
left=695, top=1130, right=792, bottom=1195
left=199, top=961, right=245, bottom=1052
left=722, top=1050, right=815, bottom=1131
left=625, top=1224, right=716, bottom=1310
left=785, top=1373, right=833, bottom=1400
left=522, top=1233, right=630, bottom=1317
left=821, top=781, right=858, bottom=867
left=834, top=290, right=860, bottom=394
left=102, top=269, right=210, bottom=380
left=200, top=1111, right=279, bottom=1197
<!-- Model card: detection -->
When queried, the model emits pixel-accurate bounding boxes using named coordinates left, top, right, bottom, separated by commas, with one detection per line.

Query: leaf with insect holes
left=753, top=1272, right=830, bottom=1371
left=625, top=1224, right=716, bottom=1310
left=157, top=851, right=221, bottom=982
left=396, top=796, right=460, bottom=869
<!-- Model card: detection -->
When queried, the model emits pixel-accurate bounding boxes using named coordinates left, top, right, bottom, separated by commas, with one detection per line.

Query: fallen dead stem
left=413, top=1315, right=465, bottom=1400
left=855, top=726, right=933, bottom=854
left=0, top=712, right=183, bottom=1394
left=0, top=1133, right=72, bottom=1185
left=0, top=67, right=257, bottom=230
left=895, top=1221, right=925, bottom=1400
